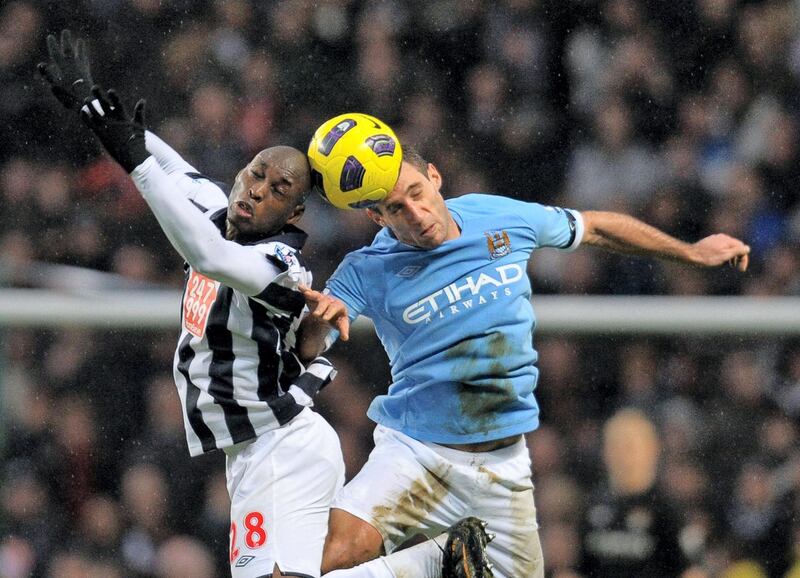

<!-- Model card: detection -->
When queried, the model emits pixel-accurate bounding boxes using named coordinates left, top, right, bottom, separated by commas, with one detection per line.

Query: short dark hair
left=402, top=145, right=428, bottom=175
left=369, top=145, right=429, bottom=215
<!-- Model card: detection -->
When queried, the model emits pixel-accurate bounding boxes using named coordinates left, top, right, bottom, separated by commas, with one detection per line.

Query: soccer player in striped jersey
left=40, top=31, right=493, bottom=578
left=56, top=96, right=342, bottom=578
left=297, top=147, right=751, bottom=578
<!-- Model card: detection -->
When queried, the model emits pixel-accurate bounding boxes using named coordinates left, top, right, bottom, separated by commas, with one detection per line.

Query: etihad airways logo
left=402, top=263, right=524, bottom=324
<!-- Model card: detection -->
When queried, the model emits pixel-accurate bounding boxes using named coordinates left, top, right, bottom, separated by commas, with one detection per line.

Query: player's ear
left=287, top=202, right=305, bottom=224
left=427, top=163, right=442, bottom=193
left=366, top=208, right=385, bottom=228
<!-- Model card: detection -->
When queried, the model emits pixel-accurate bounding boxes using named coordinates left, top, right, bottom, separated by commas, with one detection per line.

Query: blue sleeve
left=519, top=202, right=584, bottom=251
left=451, top=194, right=584, bottom=251
left=325, top=253, right=369, bottom=322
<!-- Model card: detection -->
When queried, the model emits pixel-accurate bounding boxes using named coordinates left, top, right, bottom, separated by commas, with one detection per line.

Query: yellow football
left=307, top=113, right=403, bottom=210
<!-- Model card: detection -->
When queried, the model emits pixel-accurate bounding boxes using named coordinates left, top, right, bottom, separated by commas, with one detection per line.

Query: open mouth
left=235, top=200, right=253, bottom=217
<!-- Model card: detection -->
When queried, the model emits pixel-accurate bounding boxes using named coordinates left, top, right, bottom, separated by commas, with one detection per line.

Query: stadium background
left=1, top=0, right=799, bottom=576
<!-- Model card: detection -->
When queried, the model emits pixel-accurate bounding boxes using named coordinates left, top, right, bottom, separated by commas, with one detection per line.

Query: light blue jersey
left=327, top=193, right=584, bottom=444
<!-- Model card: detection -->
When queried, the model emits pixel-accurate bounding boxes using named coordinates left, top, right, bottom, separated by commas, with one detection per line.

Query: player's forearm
left=296, top=316, right=333, bottom=363
left=131, top=156, right=218, bottom=265
left=581, top=211, right=698, bottom=264
left=130, top=157, right=279, bottom=293
left=144, top=131, right=198, bottom=176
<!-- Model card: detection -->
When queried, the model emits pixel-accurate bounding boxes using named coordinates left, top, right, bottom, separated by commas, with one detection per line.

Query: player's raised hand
left=299, top=285, right=350, bottom=341
left=690, top=234, right=750, bottom=271
left=38, top=29, right=94, bottom=111
left=81, top=85, right=149, bottom=173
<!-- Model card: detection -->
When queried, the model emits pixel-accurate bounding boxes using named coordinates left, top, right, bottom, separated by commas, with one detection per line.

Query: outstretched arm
left=144, top=131, right=228, bottom=210
left=581, top=211, right=750, bottom=271
left=144, top=131, right=197, bottom=176
left=80, top=87, right=281, bottom=294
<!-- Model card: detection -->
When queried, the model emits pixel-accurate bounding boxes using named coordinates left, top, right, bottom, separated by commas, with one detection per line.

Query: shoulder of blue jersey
left=446, top=192, right=528, bottom=214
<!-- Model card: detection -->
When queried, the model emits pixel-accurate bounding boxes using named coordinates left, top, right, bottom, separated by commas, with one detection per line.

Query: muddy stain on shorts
left=477, top=464, right=542, bottom=577
left=477, top=465, right=527, bottom=492
left=371, top=466, right=452, bottom=545
left=510, top=486, right=543, bottom=577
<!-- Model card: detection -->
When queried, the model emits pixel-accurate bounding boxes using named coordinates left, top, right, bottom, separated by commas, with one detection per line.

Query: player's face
left=368, top=161, right=458, bottom=249
left=226, top=148, right=309, bottom=240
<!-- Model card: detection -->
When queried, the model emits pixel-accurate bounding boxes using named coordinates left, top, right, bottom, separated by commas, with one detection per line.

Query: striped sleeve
left=286, top=356, right=337, bottom=407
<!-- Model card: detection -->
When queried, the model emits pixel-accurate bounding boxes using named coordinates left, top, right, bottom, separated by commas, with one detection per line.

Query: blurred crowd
left=0, top=0, right=798, bottom=576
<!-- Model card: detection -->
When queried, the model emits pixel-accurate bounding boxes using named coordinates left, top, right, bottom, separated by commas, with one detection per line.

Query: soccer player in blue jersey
left=298, top=146, right=751, bottom=578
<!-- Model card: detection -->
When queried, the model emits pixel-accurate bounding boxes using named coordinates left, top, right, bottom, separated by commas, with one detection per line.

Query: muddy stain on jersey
left=371, top=466, right=452, bottom=544
left=445, top=331, right=518, bottom=434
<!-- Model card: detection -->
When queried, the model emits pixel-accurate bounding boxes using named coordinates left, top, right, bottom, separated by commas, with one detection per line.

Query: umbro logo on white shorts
left=235, top=555, right=256, bottom=567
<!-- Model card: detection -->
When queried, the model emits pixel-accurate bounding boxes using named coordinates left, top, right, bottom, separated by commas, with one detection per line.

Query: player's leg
left=443, top=438, right=543, bottom=578
left=477, top=486, right=543, bottom=578
left=352, top=432, right=542, bottom=578
left=324, top=543, right=438, bottom=578
left=325, top=517, right=495, bottom=578
left=321, top=425, right=465, bottom=573
left=322, top=508, right=385, bottom=570
left=227, top=408, right=345, bottom=578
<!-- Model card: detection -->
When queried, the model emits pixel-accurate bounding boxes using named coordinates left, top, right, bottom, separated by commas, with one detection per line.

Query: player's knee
left=321, top=535, right=362, bottom=572
left=321, top=531, right=382, bottom=573
left=321, top=509, right=385, bottom=572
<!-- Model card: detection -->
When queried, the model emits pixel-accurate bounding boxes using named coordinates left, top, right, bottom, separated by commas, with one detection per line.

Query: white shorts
left=332, top=426, right=543, bottom=578
left=225, top=408, right=345, bottom=578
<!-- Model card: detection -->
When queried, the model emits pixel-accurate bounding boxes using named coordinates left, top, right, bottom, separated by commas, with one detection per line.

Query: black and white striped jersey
left=175, top=209, right=327, bottom=456
left=129, top=134, right=335, bottom=457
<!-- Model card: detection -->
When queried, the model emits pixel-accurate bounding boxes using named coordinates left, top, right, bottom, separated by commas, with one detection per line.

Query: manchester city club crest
left=484, top=230, right=512, bottom=259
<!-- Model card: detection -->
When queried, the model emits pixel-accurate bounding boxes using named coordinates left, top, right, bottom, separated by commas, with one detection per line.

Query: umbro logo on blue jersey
left=484, top=230, right=511, bottom=259
left=396, top=265, right=422, bottom=278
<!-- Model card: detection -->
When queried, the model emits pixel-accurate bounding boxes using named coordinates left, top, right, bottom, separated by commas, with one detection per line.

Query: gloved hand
left=37, top=29, right=94, bottom=111
left=81, top=85, right=150, bottom=173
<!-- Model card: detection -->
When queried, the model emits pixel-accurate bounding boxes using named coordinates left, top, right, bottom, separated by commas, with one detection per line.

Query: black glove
left=81, top=85, right=150, bottom=173
left=37, top=29, right=94, bottom=111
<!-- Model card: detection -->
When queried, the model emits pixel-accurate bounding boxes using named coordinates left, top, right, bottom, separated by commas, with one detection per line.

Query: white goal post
left=0, top=290, right=798, bottom=335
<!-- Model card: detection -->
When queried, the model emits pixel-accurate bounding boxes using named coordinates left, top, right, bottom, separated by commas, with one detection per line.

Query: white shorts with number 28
left=225, top=408, right=345, bottom=578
